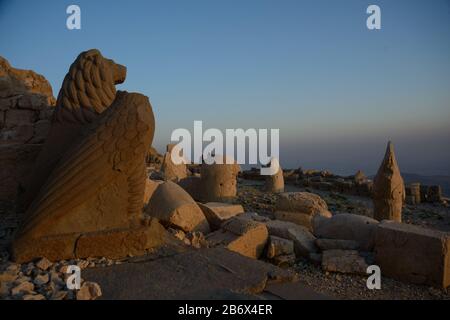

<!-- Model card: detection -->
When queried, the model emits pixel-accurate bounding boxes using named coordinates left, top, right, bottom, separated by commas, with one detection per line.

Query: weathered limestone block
left=145, top=181, right=210, bottom=233
left=22, top=49, right=127, bottom=209
left=206, top=217, right=268, bottom=259
left=266, top=236, right=294, bottom=259
left=265, top=219, right=302, bottom=239
left=273, top=211, right=314, bottom=231
left=322, top=250, right=368, bottom=274
left=198, top=155, right=240, bottom=202
left=286, top=227, right=317, bottom=258
left=264, top=158, right=284, bottom=193
left=198, top=202, right=244, bottom=230
left=374, top=221, right=450, bottom=288
left=12, top=78, right=160, bottom=262
left=373, top=141, right=405, bottom=222
left=264, top=220, right=317, bottom=258
left=160, top=144, right=187, bottom=182
left=274, top=192, right=332, bottom=230
left=75, top=219, right=168, bottom=259
left=313, top=214, right=379, bottom=251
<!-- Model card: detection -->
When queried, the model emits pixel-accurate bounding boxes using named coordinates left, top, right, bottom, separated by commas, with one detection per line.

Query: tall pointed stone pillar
left=373, top=141, right=405, bottom=222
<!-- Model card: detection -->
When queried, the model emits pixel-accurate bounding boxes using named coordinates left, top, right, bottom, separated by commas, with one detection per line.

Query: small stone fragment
left=76, top=281, right=102, bottom=300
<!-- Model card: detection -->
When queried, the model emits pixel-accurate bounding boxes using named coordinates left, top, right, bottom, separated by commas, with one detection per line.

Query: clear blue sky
left=1, top=0, right=449, bottom=175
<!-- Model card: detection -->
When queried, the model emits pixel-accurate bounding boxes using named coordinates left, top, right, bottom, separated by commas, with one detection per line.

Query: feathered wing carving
left=17, top=91, right=155, bottom=240
left=22, top=49, right=127, bottom=210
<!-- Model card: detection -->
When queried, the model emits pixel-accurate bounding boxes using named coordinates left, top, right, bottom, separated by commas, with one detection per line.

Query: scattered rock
left=198, top=202, right=244, bottom=230
left=33, top=273, right=49, bottom=286
left=76, top=281, right=102, bottom=300
left=186, top=231, right=208, bottom=249
left=266, top=236, right=294, bottom=259
left=206, top=217, right=268, bottom=259
left=274, top=192, right=332, bottom=229
left=146, top=181, right=210, bottom=233
left=321, top=250, right=368, bottom=275
left=287, top=227, right=318, bottom=258
left=35, top=257, right=52, bottom=271
left=11, top=281, right=34, bottom=296
left=265, top=219, right=301, bottom=239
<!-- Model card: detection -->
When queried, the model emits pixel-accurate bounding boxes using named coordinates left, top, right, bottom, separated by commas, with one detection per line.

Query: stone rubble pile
left=0, top=256, right=114, bottom=300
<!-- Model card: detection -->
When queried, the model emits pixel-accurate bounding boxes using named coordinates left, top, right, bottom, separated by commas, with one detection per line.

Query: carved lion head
left=54, top=49, right=127, bottom=123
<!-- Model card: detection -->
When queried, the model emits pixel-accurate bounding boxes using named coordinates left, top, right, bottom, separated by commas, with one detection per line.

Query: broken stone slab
left=82, top=247, right=298, bottom=300
left=145, top=181, right=210, bottom=233
left=321, top=250, right=368, bottom=275
left=313, top=213, right=379, bottom=251
left=198, top=202, right=244, bottom=230
left=315, top=239, right=359, bottom=251
left=275, top=192, right=331, bottom=217
left=287, top=227, right=318, bottom=258
left=374, top=221, right=450, bottom=288
left=206, top=217, right=268, bottom=259
left=265, top=219, right=301, bottom=239
left=264, top=219, right=317, bottom=258
left=266, top=236, right=294, bottom=259
left=274, top=192, right=332, bottom=230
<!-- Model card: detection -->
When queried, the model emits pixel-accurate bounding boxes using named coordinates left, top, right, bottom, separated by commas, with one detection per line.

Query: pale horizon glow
left=0, top=0, right=449, bottom=176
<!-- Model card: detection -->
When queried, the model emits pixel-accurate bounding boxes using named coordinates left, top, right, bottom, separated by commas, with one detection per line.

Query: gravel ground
left=236, top=179, right=450, bottom=300
left=1, top=179, right=449, bottom=300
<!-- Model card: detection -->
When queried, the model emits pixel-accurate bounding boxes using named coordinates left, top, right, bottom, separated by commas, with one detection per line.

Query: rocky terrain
left=1, top=51, right=449, bottom=301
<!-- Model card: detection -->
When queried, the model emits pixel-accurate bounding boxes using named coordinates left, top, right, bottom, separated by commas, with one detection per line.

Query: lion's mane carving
left=54, top=49, right=126, bottom=124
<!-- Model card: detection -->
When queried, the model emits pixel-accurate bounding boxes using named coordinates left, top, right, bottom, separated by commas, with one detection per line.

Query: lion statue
left=22, top=49, right=127, bottom=209
left=13, top=51, right=166, bottom=263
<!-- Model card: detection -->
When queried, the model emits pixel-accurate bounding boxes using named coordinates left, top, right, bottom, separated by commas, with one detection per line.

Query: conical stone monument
left=373, top=141, right=405, bottom=222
